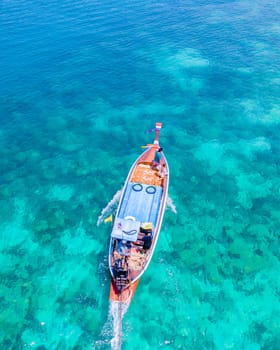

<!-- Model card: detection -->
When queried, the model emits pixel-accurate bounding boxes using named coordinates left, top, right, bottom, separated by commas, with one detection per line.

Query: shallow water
left=1, top=0, right=280, bottom=349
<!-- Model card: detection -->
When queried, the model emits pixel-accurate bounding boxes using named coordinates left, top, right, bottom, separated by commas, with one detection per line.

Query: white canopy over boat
left=111, top=217, right=141, bottom=242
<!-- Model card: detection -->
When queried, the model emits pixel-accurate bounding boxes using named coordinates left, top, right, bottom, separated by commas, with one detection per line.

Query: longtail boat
left=109, top=122, right=169, bottom=303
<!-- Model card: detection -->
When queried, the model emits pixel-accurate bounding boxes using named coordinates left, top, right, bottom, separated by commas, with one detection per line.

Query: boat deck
left=118, top=182, right=162, bottom=226
left=128, top=248, right=146, bottom=271
left=131, top=163, right=162, bottom=186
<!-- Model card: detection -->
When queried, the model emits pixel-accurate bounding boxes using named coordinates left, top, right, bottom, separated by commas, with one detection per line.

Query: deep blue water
left=0, top=0, right=280, bottom=349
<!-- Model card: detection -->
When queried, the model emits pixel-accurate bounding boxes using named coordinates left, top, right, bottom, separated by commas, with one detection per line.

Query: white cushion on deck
left=111, top=217, right=140, bottom=242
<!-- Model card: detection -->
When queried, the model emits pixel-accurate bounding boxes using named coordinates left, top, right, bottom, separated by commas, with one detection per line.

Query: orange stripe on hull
left=109, top=279, right=139, bottom=303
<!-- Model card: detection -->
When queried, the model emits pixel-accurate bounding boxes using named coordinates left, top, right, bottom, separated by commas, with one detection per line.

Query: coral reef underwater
left=0, top=0, right=280, bottom=349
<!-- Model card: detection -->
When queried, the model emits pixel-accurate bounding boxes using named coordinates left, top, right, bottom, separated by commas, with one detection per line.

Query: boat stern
left=109, top=279, right=139, bottom=303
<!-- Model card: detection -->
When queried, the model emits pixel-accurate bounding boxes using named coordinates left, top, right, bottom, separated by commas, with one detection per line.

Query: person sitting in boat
left=159, top=163, right=167, bottom=178
left=152, top=147, right=163, bottom=170
left=142, top=232, right=152, bottom=251
left=140, top=222, right=152, bottom=234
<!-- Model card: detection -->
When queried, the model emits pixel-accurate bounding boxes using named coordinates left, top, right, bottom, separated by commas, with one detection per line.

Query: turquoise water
left=1, top=0, right=280, bottom=348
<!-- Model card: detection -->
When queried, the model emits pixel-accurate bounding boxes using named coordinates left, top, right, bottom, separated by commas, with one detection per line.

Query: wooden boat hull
left=108, top=123, right=168, bottom=302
